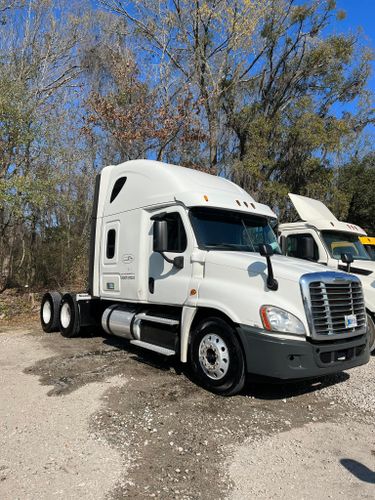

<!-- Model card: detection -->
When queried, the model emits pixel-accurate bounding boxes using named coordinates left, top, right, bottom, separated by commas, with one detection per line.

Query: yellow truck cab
left=359, top=236, right=375, bottom=261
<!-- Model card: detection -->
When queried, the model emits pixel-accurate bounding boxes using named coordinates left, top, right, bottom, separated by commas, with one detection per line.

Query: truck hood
left=289, top=192, right=337, bottom=221
left=347, top=261, right=375, bottom=311
left=198, top=250, right=335, bottom=332
left=347, top=260, right=375, bottom=276
left=205, top=251, right=327, bottom=283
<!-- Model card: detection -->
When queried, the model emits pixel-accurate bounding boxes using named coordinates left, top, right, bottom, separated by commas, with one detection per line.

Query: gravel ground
left=229, top=422, right=375, bottom=500
left=317, top=360, right=375, bottom=419
left=0, top=322, right=374, bottom=499
left=0, top=328, right=125, bottom=500
left=228, top=359, right=375, bottom=499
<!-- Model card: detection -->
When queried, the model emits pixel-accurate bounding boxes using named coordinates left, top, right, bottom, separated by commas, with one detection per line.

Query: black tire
left=40, top=292, right=62, bottom=333
left=367, top=313, right=375, bottom=354
left=59, top=293, right=81, bottom=338
left=189, top=317, right=245, bottom=396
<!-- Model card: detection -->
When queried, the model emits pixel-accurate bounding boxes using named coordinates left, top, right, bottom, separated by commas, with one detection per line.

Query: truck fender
left=180, top=306, right=197, bottom=363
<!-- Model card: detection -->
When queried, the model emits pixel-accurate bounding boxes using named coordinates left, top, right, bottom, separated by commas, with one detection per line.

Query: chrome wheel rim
left=198, top=333, right=230, bottom=380
left=42, top=301, right=52, bottom=324
left=60, top=302, right=71, bottom=329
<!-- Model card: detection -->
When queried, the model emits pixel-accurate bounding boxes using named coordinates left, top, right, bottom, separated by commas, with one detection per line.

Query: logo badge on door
left=122, top=254, right=135, bottom=263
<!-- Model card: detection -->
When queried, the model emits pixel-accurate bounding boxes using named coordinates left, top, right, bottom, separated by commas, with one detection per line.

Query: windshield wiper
left=240, top=219, right=256, bottom=251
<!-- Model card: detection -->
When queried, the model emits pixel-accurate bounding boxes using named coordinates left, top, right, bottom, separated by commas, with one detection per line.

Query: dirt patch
left=28, top=328, right=360, bottom=499
left=26, top=344, right=130, bottom=395
left=92, top=373, right=357, bottom=499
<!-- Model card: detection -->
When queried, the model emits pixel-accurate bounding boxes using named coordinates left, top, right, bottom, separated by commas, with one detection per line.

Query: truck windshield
left=190, top=207, right=281, bottom=253
left=321, top=231, right=370, bottom=261
left=363, top=244, right=375, bottom=261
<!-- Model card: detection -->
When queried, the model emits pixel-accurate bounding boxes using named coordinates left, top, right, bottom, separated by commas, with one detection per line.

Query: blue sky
left=332, top=0, right=374, bottom=93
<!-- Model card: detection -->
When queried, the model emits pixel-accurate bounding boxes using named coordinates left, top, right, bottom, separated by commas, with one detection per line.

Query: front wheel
left=367, top=314, right=375, bottom=354
left=189, top=317, right=245, bottom=396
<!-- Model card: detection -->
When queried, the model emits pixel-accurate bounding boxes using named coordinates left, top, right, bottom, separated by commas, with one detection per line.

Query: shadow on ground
left=340, top=459, right=375, bottom=484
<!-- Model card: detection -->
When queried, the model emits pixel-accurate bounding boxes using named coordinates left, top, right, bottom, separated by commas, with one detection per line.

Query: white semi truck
left=279, top=193, right=375, bottom=353
left=40, top=161, right=370, bottom=395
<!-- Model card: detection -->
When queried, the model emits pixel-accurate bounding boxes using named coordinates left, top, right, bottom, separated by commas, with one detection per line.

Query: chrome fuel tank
left=101, top=305, right=137, bottom=339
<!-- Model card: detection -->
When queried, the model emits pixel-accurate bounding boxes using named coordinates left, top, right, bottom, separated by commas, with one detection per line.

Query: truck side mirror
left=153, top=220, right=168, bottom=253
left=259, top=244, right=273, bottom=257
left=279, top=235, right=286, bottom=254
left=341, top=253, right=353, bottom=272
left=300, top=236, right=316, bottom=261
left=153, top=220, right=184, bottom=270
left=259, top=244, right=278, bottom=291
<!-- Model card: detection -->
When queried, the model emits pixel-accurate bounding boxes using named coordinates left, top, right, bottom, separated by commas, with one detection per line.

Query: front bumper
left=237, top=325, right=370, bottom=380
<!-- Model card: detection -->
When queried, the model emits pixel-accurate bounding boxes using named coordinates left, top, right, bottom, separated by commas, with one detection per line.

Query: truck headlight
left=260, top=305, right=306, bottom=335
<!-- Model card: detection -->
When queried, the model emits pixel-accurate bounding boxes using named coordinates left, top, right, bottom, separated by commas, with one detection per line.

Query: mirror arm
left=340, top=253, right=353, bottom=273
left=159, top=252, right=184, bottom=269
left=160, top=252, right=174, bottom=264
left=265, top=255, right=278, bottom=291
left=259, top=244, right=279, bottom=291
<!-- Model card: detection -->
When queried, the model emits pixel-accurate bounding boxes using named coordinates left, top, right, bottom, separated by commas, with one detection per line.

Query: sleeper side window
left=286, top=233, right=319, bottom=261
left=154, top=213, right=187, bottom=253
left=106, top=229, right=116, bottom=259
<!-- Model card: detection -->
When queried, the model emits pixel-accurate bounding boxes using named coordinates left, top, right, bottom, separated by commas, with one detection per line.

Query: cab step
left=139, top=314, right=180, bottom=326
left=130, top=340, right=176, bottom=356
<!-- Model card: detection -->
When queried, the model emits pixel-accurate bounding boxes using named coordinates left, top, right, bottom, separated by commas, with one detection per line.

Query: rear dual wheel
left=189, top=317, right=245, bottom=396
left=58, top=293, right=81, bottom=338
left=40, top=292, right=62, bottom=332
left=40, top=292, right=81, bottom=338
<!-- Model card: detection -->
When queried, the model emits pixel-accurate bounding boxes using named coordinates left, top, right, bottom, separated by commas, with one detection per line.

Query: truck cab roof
left=98, top=159, right=276, bottom=219
left=279, top=193, right=367, bottom=236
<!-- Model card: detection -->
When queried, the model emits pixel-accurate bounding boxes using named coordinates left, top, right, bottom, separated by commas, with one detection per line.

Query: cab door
left=148, top=207, right=193, bottom=305
left=284, top=230, right=327, bottom=264
left=100, top=219, right=121, bottom=297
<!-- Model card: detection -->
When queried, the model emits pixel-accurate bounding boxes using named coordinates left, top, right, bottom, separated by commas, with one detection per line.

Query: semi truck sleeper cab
left=41, top=160, right=370, bottom=395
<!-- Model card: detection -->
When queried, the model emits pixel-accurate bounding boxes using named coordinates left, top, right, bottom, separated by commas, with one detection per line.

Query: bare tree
left=100, top=0, right=271, bottom=168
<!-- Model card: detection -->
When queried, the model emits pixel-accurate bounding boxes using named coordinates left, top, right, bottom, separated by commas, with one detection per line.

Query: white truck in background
left=279, top=193, right=375, bottom=353
left=40, top=161, right=370, bottom=395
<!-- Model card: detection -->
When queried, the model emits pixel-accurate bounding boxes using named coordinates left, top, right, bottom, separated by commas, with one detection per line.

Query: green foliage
left=227, top=0, right=373, bottom=219
left=337, top=153, right=375, bottom=233
left=0, top=0, right=374, bottom=292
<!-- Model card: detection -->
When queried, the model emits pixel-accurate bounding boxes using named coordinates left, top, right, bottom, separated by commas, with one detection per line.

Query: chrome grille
left=300, top=272, right=367, bottom=340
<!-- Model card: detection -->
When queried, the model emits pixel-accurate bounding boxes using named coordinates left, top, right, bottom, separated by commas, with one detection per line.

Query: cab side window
left=154, top=213, right=187, bottom=253
left=286, top=233, right=319, bottom=261
left=106, top=229, right=116, bottom=259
